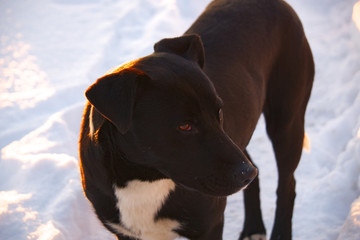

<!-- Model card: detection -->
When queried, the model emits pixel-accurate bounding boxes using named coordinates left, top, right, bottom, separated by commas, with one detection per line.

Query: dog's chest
left=109, top=179, right=180, bottom=240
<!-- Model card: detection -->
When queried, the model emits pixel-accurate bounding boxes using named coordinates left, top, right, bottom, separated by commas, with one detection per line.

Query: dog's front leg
left=195, top=215, right=224, bottom=240
left=116, top=234, right=138, bottom=240
left=239, top=150, right=266, bottom=240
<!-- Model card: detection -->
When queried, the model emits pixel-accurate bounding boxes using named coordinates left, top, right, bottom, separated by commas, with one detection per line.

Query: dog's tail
left=303, top=132, right=311, bottom=153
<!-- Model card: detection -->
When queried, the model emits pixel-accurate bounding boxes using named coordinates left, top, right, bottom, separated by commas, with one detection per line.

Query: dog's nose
left=237, top=164, right=257, bottom=187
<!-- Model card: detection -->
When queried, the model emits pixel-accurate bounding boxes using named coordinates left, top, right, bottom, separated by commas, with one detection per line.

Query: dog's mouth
left=159, top=163, right=258, bottom=197
left=156, top=145, right=258, bottom=197
left=193, top=171, right=256, bottom=196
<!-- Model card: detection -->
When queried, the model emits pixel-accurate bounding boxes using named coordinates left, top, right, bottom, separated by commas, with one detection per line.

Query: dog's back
left=187, top=0, right=314, bottom=148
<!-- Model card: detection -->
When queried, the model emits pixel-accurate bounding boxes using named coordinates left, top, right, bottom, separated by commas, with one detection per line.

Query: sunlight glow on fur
left=353, top=1, right=360, bottom=31
left=303, top=132, right=311, bottom=153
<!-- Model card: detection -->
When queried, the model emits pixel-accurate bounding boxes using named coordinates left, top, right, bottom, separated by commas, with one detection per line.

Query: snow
left=0, top=0, right=360, bottom=239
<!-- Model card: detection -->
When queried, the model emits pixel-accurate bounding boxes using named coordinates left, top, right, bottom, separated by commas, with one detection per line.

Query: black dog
left=79, top=0, right=314, bottom=239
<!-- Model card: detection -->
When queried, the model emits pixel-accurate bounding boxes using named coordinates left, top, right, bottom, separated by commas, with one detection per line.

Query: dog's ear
left=85, top=69, right=147, bottom=134
left=154, top=34, right=205, bottom=68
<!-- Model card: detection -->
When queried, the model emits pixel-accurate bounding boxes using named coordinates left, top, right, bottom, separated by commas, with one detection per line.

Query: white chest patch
left=108, top=179, right=181, bottom=240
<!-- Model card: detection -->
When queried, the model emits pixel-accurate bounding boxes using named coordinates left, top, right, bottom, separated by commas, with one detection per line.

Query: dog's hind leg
left=239, top=150, right=266, bottom=240
left=263, top=111, right=305, bottom=240
left=266, top=116, right=303, bottom=240
left=263, top=38, right=314, bottom=240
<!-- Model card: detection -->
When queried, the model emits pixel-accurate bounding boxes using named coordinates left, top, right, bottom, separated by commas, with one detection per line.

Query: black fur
left=79, top=0, right=314, bottom=239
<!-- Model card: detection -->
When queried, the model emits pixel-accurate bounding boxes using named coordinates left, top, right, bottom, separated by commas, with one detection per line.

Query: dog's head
left=85, top=34, right=256, bottom=196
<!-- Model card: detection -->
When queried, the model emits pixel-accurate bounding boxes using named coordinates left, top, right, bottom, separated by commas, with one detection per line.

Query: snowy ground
left=1, top=0, right=360, bottom=239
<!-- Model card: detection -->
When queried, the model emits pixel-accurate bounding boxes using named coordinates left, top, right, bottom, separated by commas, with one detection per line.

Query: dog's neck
left=89, top=107, right=166, bottom=188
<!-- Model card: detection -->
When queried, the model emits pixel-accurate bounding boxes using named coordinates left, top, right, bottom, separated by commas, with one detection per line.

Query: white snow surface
left=1, top=0, right=360, bottom=239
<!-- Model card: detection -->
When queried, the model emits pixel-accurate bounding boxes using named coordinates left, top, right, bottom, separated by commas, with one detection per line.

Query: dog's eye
left=178, top=123, right=192, bottom=132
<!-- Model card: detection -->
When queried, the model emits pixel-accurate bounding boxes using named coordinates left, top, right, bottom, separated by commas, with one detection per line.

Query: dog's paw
left=243, top=234, right=267, bottom=240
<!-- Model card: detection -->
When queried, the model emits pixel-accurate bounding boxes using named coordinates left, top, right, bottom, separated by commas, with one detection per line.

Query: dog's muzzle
left=195, top=164, right=257, bottom=196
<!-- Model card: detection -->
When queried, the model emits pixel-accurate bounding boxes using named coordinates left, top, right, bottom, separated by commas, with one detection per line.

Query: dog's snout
left=241, top=165, right=257, bottom=186
left=215, top=134, right=258, bottom=189
left=235, top=162, right=257, bottom=188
